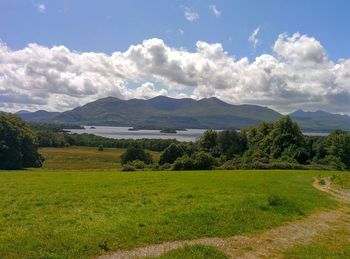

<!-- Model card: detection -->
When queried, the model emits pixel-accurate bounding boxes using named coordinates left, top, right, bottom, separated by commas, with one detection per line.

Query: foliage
left=127, top=160, right=147, bottom=169
left=121, top=164, right=136, bottom=171
left=173, top=152, right=217, bottom=171
left=159, top=143, right=185, bottom=164
left=173, top=155, right=195, bottom=171
left=0, top=112, right=44, bottom=169
left=326, top=130, right=350, bottom=169
left=121, top=145, right=153, bottom=164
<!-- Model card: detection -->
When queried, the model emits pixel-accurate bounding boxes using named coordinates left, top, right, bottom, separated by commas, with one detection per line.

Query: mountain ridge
left=14, top=96, right=350, bottom=132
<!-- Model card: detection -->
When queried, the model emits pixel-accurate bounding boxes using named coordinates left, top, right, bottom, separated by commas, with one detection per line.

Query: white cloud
left=183, top=7, right=199, bottom=21
left=36, top=3, right=46, bottom=13
left=1, top=33, right=350, bottom=114
left=249, top=27, right=260, bottom=48
left=209, top=5, right=221, bottom=17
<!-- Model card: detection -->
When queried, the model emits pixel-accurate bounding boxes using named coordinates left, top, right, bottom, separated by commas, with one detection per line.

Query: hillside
left=15, top=97, right=350, bottom=131
left=48, top=96, right=281, bottom=129
left=16, top=110, right=60, bottom=122
left=290, top=110, right=350, bottom=132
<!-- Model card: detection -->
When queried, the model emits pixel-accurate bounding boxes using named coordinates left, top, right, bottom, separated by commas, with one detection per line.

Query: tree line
left=121, top=116, right=350, bottom=171
left=1, top=112, right=350, bottom=171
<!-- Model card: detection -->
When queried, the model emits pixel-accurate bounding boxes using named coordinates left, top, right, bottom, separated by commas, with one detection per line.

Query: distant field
left=0, top=169, right=339, bottom=258
left=39, top=147, right=160, bottom=170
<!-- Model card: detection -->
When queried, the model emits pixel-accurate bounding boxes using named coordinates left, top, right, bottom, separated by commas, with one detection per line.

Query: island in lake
left=128, top=126, right=187, bottom=133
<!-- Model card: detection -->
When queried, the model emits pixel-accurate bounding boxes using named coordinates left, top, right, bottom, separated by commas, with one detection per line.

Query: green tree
left=326, top=130, right=350, bottom=169
left=0, top=112, right=44, bottom=169
left=159, top=143, right=185, bottom=164
left=199, top=130, right=218, bottom=152
left=217, top=129, right=247, bottom=159
left=120, top=145, right=153, bottom=164
left=266, top=116, right=305, bottom=159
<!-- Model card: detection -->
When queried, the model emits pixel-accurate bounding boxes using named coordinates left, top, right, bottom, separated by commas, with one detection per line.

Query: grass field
left=284, top=225, right=350, bottom=258
left=0, top=168, right=339, bottom=258
left=39, top=147, right=160, bottom=170
left=0, top=147, right=348, bottom=258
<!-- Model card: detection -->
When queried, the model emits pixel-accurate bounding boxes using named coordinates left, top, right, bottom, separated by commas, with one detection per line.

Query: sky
left=0, top=0, right=350, bottom=114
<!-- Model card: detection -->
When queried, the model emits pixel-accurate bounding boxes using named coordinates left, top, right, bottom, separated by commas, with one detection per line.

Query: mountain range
left=14, top=96, right=350, bottom=132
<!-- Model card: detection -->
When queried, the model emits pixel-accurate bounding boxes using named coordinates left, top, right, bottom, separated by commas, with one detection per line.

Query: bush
left=173, top=155, right=195, bottom=171
left=121, top=145, right=153, bottom=164
left=316, top=155, right=346, bottom=171
left=121, top=164, right=136, bottom=171
left=128, top=160, right=146, bottom=169
left=98, top=145, right=104, bottom=151
left=219, top=160, right=238, bottom=170
left=159, top=163, right=172, bottom=171
left=193, top=151, right=217, bottom=170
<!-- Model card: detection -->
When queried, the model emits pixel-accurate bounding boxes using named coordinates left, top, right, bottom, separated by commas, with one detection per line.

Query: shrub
left=193, top=151, right=217, bottom=170
left=173, top=155, right=195, bottom=170
left=128, top=160, right=146, bottom=169
left=159, top=163, right=172, bottom=171
left=121, top=145, right=153, bottom=164
left=317, top=155, right=346, bottom=171
left=219, top=160, right=239, bottom=170
left=98, top=145, right=104, bottom=151
left=121, top=164, right=136, bottom=171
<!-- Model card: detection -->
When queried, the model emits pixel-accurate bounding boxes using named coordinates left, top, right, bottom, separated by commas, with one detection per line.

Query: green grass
left=39, top=147, right=160, bottom=170
left=330, top=172, right=350, bottom=189
left=284, top=221, right=350, bottom=258
left=0, top=168, right=339, bottom=259
left=153, top=244, right=228, bottom=259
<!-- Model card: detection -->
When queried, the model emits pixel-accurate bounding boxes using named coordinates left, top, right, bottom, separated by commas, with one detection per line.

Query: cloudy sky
left=1, top=0, right=350, bottom=114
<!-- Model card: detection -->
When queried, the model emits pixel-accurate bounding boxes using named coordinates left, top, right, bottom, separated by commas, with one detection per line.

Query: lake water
left=66, top=126, right=207, bottom=142
left=66, top=126, right=329, bottom=142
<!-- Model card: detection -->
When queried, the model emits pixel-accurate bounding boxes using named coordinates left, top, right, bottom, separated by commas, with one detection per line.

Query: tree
left=217, top=129, right=247, bottom=159
left=0, top=112, right=44, bottom=169
left=199, top=130, right=218, bottom=152
left=120, top=145, right=153, bottom=164
left=265, top=116, right=305, bottom=159
left=159, top=143, right=185, bottom=164
left=326, top=130, right=350, bottom=169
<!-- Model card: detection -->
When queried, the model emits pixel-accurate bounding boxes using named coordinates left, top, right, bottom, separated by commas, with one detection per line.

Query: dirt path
left=99, top=178, right=350, bottom=259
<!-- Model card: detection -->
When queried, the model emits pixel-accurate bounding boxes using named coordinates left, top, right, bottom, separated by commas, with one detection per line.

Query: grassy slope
left=0, top=168, right=338, bottom=258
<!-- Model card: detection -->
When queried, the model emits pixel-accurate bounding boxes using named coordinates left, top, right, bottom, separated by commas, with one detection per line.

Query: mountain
left=16, top=110, right=60, bottom=122
left=290, top=110, right=350, bottom=132
left=48, top=96, right=281, bottom=129
left=16, top=97, right=350, bottom=131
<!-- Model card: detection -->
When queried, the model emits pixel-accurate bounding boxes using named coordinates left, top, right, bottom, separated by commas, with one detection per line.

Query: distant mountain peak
left=15, top=110, right=31, bottom=114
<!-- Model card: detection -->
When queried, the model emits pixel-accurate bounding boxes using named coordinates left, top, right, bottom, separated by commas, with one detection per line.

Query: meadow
left=39, top=147, right=160, bottom=170
left=0, top=147, right=348, bottom=258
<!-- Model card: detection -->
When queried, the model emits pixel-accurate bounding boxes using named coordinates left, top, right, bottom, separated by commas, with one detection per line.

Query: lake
left=66, top=126, right=329, bottom=142
left=66, top=126, right=207, bottom=142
